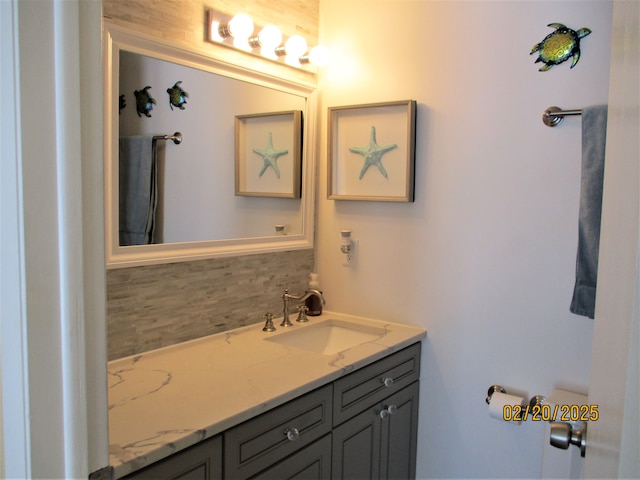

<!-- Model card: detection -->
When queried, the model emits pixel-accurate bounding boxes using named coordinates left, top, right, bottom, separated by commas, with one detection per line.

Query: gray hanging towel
left=118, top=135, right=158, bottom=246
left=570, top=105, right=608, bottom=319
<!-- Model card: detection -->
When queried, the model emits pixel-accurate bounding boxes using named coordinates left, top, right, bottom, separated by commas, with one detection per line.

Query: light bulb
left=250, top=25, right=282, bottom=59
left=309, top=45, right=331, bottom=66
left=258, top=25, right=282, bottom=49
left=284, top=35, right=307, bottom=58
left=228, top=14, right=254, bottom=39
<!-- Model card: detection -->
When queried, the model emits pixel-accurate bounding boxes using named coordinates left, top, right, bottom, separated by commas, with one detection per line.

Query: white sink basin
left=264, top=318, right=386, bottom=355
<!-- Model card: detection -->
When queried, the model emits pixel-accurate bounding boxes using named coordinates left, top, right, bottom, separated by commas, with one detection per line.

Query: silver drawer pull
left=382, top=377, right=394, bottom=387
left=378, top=404, right=397, bottom=419
left=284, top=427, right=300, bottom=441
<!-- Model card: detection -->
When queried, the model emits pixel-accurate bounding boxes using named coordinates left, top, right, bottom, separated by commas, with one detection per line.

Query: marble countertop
left=108, top=311, right=427, bottom=478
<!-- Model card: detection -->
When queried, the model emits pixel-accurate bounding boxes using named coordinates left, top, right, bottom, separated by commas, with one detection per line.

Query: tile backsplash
left=107, top=249, right=314, bottom=360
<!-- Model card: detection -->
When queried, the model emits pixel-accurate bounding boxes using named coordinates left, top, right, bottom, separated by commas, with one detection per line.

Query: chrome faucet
left=281, top=288, right=325, bottom=327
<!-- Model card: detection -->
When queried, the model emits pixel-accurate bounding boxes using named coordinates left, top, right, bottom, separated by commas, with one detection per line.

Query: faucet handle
left=296, top=304, right=309, bottom=323
left=262, top=313, right=276, bottom=332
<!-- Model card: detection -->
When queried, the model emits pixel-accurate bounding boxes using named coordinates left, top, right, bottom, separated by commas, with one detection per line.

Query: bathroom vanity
left=108, top=312, right=426, bottom=479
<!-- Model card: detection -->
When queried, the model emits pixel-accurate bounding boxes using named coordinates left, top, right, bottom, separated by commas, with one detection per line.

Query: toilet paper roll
left=488, top=391, right=525, bottom=424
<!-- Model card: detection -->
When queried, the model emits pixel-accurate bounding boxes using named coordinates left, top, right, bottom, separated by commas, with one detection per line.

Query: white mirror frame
left=104, top=24, right=317, bottom=268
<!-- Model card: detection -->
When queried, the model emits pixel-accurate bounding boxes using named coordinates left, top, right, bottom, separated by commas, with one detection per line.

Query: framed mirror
left=104, top=24, right=317, bottom=268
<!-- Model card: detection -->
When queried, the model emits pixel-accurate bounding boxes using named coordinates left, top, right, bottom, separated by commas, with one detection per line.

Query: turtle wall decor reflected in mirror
left=104, top=23, right=318, bottom=268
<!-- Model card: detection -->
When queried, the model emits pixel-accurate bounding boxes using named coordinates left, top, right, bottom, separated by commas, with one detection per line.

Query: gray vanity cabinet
left=331, top=343, right=421, bottom=480
left=331, top=382, right=419, bottom=479
left=225, top=343, right=421, bottom=480
left=120, top=343, right=421, bottom=480
left=121, top=434, right=222, bottom=480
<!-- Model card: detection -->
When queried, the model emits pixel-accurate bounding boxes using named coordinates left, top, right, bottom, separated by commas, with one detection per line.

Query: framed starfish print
left=235, top=110, right=302, bottom=198
left=328, top=100, right=416, bottom=202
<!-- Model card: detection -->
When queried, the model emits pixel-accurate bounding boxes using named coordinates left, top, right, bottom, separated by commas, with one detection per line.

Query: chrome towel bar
left=152, top=131, right=183, bottom=144
left=543, top=106, right=582, bottom=127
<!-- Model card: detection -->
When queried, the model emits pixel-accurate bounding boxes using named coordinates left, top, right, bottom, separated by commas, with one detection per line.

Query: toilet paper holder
left=486, top=385, right=588, bottom=457
left=485, top=385, right=506, bottom=404
left=486, top=385, right=545, bottom=408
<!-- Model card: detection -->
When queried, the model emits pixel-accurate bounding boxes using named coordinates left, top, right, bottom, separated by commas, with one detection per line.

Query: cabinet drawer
left=224, top=384, right=333, bottom=479
left=333, top=342, right=421, bottom=426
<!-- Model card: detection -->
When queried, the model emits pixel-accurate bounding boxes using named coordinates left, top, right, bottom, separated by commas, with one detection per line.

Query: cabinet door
left=121, top=435, right=222, bottom=480
left=379, top=381, right=419, bottom=480
left=332, top=399, right=382, bottom=480
left=250, top=434, right=332, bottom=480
left=332, top=382, right=419, bottom=480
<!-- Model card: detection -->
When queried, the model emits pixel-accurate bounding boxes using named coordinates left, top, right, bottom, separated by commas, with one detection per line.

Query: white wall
left=317, top=1, right=613, bottom=478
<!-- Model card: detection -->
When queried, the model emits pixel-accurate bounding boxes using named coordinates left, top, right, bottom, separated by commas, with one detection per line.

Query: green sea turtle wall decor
left=530, top=23, right=592, bottom=71
left=167, top=81, right=189, bottom=110
left=134, top=86, right=156, bottom=117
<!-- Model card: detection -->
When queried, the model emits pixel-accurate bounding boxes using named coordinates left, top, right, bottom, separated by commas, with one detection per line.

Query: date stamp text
left=502, top=404, right=599, bottom=422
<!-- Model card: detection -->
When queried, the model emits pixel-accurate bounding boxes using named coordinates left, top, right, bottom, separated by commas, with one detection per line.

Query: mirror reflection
left=104, top=25, right=317, bottom=268
left=118, top=51, right=306, bottom=246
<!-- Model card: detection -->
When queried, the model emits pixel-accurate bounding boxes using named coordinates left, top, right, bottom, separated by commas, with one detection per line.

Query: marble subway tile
left=107, top=249, right=314, bottom=360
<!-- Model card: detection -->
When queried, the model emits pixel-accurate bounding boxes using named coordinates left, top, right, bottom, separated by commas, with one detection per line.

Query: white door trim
left=0, top=0, right=108, bottom=477
left=0, top=0, right=31, bottom=476
left=585, top=0, right=640, bottom=477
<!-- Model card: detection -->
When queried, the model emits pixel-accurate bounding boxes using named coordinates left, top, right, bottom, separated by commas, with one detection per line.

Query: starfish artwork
left=252, top=132, right=288, bottom=179
left=349, top=126, right=397, bottom=179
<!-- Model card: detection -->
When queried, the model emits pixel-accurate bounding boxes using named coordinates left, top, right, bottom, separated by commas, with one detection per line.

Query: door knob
left=549, top=421, right=587, bottom=457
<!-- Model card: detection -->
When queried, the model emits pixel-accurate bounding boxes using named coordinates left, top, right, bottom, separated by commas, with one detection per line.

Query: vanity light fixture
left=207, top=9, right=330, bottom=70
